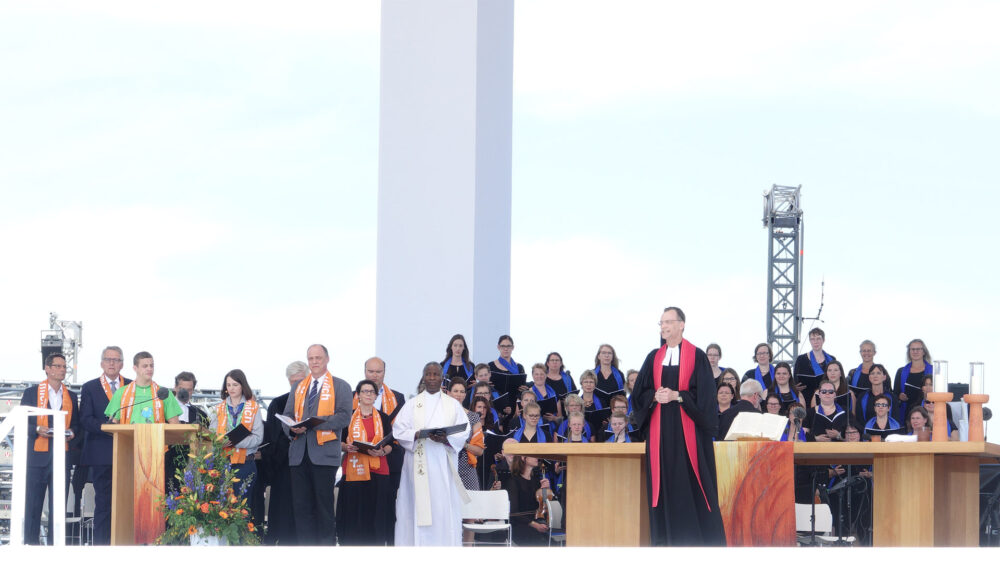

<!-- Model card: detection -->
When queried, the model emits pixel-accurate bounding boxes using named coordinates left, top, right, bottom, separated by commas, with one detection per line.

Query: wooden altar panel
left=714, top=441, right=795, bottom=546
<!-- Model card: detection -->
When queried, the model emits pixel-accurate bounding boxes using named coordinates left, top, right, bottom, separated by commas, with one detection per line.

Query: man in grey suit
left=282, top=344, right=352, bottom=545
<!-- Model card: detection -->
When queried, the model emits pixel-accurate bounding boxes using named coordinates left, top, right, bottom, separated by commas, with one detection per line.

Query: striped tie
left=307, top=380, right=319, bottom=412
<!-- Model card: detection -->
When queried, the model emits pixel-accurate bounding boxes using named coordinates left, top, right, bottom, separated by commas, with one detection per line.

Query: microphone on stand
left=790, top=406, right=806, bottom=441
left=108, top=387, right=170, bottom=421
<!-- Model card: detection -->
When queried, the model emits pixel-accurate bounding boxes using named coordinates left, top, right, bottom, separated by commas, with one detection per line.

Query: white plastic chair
left=461, top=490, right=512, bottom=546
left=795, top=503, right=856, bottom=545
left=545, top=498, right=566, bottom=546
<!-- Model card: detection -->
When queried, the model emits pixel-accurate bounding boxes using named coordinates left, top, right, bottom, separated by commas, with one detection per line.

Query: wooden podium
left=794, top=441, right=1000, bottom=546
left=102, top=423, right=199, bottom=545
left=504, top=442, right=648, bottom=546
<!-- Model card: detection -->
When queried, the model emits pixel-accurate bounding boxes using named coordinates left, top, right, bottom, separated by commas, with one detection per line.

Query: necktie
left=307, top=380, right=319, bottom=412
left=110, top=380, right=118, bottom=393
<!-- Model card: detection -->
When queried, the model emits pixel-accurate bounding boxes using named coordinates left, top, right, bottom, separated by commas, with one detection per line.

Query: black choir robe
left=633, top=342, right=726, bottom=546
left=262, top=393, right=295, bottom=545
left=794, top=352, right=836, bottom=407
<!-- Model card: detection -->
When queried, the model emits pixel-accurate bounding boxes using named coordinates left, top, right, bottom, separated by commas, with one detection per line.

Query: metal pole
left=10, top=410, right=27, bottom=546
left=52, top=409, right=66, bottom=546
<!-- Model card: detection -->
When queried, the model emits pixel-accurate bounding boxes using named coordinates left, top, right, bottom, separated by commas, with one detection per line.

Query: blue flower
left=184, top=470, right=195, bottom=486
left=166, top=496, right=177, bottom=511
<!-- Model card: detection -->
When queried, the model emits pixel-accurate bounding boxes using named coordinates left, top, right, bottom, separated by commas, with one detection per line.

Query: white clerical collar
left=664, top=345, right=680, bottom=366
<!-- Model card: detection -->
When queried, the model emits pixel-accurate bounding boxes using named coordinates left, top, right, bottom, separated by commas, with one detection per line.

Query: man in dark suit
left=718, top=379, right=765, bottom=440
left=282, top=344, right=352, bottom=546
left=78, top=345, right=130, bottom=545
left=22, top=352, right=80, bottom=544
left=262, top=360, right=309, bottom=545
left=164, top=371, right=208, bottom=492
left=362, top=356, right=406, bottom=544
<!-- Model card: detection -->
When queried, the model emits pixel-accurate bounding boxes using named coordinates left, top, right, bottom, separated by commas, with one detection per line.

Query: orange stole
left=293, top=373, right=338, bottom=445
left=344, top=409, right=384, bottom=482
left=119, top=382, right=165, bottom=424
left=34, top=381, right=72, bottom=452
left=215, top=400, right=258, bottom=464
left=467, top=425, right=484, bottom=466
left=713, top=440, right=796, bottom=546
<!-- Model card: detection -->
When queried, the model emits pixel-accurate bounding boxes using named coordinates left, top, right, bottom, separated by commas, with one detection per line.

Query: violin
left=532, top=466, right=554, bottom=523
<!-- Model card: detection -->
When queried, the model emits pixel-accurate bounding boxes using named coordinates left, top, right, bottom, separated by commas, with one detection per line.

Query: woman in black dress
left=504, top=455, right=552, bottom=546
left=856, top=364, right=893, bottom=423
left=744, top=343, right=775, bottom=390
left=863, top=394, right=903, bottom=440
left=894, top=339, right=933, bottom=423
left=810, top=361, right=856, bottom=415
left=544, top=351, right=576, bottom=397
left=805, top=380, right=849, bottom=442
left=593, top=343, right=626, bottom=395
left=441, top=334, right=475, bottom=384
left=770, top=361, right=805, bottom=415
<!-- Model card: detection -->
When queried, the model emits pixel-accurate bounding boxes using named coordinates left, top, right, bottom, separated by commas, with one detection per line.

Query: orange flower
left=187, top=525, right=198, bottom=536
left=180, top=486, right=190, bottom=494
left=219, top=510, right=229, bottom=520
left=240, top=509, right=248, bottom=516
left=231, top=477, right=240, bottom=483
left=205, top=483, right=215, bottom=492
left=247, top=522, right=255, bottom=533
left=175, top=509, right=184, bottom=516
left=208, top=469, right=220, bottom=478
left=209, top=501, right=220, bottom=505
left=229, top=495, right=238, bottom=504
left=198, top=468, right=207, bottom=474
left=200, top=503, right=210, bottom=514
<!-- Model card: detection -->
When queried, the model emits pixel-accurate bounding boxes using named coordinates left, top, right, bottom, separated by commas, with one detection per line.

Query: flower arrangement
left=156, top=425, right=259, bottom=545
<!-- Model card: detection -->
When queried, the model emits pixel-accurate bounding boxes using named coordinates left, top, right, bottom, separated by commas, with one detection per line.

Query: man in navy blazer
left=78, top=345, right=130, bottom=545
left=22, top=352, right=80, bottom=544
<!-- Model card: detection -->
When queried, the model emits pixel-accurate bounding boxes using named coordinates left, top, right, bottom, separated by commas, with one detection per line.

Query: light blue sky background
left=1, top=2, right=997, bottom=425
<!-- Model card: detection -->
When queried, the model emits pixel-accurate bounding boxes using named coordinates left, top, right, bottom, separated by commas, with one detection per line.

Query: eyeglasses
left=657, top=320, right=682, bottom=326
left=818, top=389, right=836, bottom=395
left=499, top=344, right=514, bottom=349
left=874, top=403, right=890, bottom=408
left=101, top=357, right=123, bottom=363
left=358, top=389, right=377, bottom=395
left=525, top=414, right=540, bottom=419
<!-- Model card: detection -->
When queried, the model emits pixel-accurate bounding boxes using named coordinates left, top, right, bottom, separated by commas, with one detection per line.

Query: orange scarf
left=34, top=381, right=72, bottom=452
left=293, top=372, right=338, bottom=445
left=119, top=381, right=165, bottom=424
left=99, top=374, right=125, bottom=401
left=215, top=399, right=259, bottom=464
left=344, top=408, right=384, bottom=482
left=352, top=383, right=398, bottom=416
left=467, top=424, right=484, bottom=466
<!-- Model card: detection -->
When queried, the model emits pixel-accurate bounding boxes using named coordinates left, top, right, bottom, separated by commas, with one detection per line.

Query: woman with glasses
left=489, top=335, right=526, bottom=394
left=894, top=338, right=933, bottom=423
left=512, top=402, right=551, bottom=443
left=706, top=343, right=725, bottom=380
left=336, top=379, right=394, bottom=545
left=716, top=382, right=736, bottom=415
left=556, top=394, right=594, bottom=442
left=743, top=343, right=775, bottom=390
left=448, top=379, right=484, bottom=490
left=863, top=394, right=903, bottom=440
left=805, top=380, right=849, bottom=442
left=594, top=343, right=626, bottom=395
left=544, top=351, right=576, bottom=397
left=856, top=364, right=893, bottom=423
left=847, top=340, right=878, bottom=393
left=769, top=362, right=804, bottom=415
left=719, top=368, right=740, bottom=394
left=763, top=393, right=783, bottom=415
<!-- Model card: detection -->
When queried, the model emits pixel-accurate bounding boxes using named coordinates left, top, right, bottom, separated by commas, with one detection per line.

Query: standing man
left=165, top=371, right=207, bottom=491
left=793, top=327, right=836, bottom=407
left=78, top=346, right=130, bottom=545
left=104, top=351, right=182, bottom=424
left=21, top=352, right=80, bottom=544
left=361, top=356, right=406, bottom=543
left=393, top=362, right=470, bottom=546
left=262, top=360, right=308, bottom=545
left=632, top=307, right=726, bottom=545
left=282, top=344, right=352, bottom=546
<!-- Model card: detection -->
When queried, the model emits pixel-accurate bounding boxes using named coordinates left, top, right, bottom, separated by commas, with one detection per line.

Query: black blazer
left=22, top=383, right=79, bottom=468
left=79, top=376, right=132, bottom=466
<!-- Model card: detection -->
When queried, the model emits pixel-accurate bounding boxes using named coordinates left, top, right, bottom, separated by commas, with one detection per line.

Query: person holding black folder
left=529, top=363, right=562, bottom=431
left=336, top=379, right=394, bottom=545
left=894, top=338, right=933, bottom=423
left=489, top=335, right=526, bottom=396
left=594, top=344, right=626, bottom=395
left=209, top=369, right=264, bottom=508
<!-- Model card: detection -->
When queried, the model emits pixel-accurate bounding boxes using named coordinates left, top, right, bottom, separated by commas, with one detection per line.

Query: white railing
left=0, top=405, right=67, bottom=546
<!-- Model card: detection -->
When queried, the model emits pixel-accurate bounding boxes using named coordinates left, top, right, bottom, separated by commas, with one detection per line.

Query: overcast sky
left=1, top=2, right=997, bottom=433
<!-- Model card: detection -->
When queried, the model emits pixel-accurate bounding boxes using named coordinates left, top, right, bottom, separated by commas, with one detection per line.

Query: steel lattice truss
left=762, top=185, right=803, bottom=363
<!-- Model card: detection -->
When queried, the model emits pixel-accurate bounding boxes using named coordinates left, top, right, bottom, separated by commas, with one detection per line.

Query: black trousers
left=290, top=455, right=338, bottom=545
left=91, top=465, right=113, bottom=545
left=25, top=461, right=70, bottom=545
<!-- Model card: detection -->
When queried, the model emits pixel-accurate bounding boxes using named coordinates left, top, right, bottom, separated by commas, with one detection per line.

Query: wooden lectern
left=102, top=423, right=199, bottom=545
left=504, top=442, right=648, bottom=546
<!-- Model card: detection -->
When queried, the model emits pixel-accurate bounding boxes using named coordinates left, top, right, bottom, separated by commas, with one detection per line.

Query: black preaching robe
left=633, top=343, right=726, bottom=546
left=262, top=393, right=295, bottom=545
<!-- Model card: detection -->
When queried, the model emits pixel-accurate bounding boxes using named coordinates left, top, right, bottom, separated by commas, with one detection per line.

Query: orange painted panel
left=714, top=441, right=796, bottom=546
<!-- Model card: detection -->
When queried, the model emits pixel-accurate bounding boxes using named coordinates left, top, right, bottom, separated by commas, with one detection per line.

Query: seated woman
left=920, top=375, right=959, bottom=440
left=552, top=412, right=588, bottom=498
left=716, top=382, right=736, bottom=416
left=770, top=361, right=805, bottom=415
left=907, top=406, right=933, bottom=440
left=209, top=369, right=264, bottom=506
left=863, top=394, right=903, bottom=440
left=744, top=343, right=775, bottom=389
left=504, top=455, right=552, bottom=546
left=472, top=395, right=500, bottom=490
left=512, top=402, right=551, bottom=443
left=763, top=392, right=783, bottom=416
left=441, top=334, right=475, bottom=384
left=529, top=363, right=562, bottom=432
left=556, top=394, right=594, bottom=442
left=810, top=361, right=856, bottom=415
left=604, top=412, right=633, bottom=443
left=856, top=364, right=893, bottom=423
left=719, top=368, right=740, bottom=394
left=336, top=379, right=394, bottom=546
left=780, top=404, right=807, bottom=442
left=805, top=380, right=849, bottom=442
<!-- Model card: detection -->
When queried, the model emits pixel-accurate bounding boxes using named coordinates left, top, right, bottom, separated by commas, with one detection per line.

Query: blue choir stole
left=755, top=365, right=775, bottom=387
left=442, top=358, right=472, bottom=379
left=780, top=423, right=807, bottom=442
left=851, top=363, right=867, bottom=388
left=595, top=365, right=625, bottom=390
left=809, top=351, right=833, bottom=375
left=497, top=356, right=521, bottom=373
left=557, top=419, right=592, bottom=440
left=532, top=384, right=557, bottom=401
left=559, top=369, right=575, bottom=393
left=513, top=422, right=547, bottom=443
left=865, top=415, right=901, bottom=432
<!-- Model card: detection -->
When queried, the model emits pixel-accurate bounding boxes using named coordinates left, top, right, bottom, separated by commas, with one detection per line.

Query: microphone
left=791, top=406, right=806, bottom=422
left=108, top=387, right=170, bottom=421
left=175, top=388, right=191, bottom=403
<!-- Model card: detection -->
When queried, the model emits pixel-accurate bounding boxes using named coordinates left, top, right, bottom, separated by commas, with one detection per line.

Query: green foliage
left=155, top=425, right=259, bottom=545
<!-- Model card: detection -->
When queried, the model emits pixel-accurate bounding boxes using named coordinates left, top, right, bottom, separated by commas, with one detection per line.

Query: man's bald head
left=364, top=356, right=386, bottom=387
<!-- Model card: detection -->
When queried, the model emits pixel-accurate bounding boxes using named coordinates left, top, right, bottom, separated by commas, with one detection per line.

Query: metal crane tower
left=762, top=185, right=803, bottom=363
left=40, top=312, right=83, bottom=383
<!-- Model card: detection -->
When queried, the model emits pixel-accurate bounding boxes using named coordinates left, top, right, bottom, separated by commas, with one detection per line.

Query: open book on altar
left=723, top=412, right=789, bottom=441
left=415, top=423, right=467, bottom=440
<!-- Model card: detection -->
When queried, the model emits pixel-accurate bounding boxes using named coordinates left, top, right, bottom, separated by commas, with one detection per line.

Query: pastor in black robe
left=633, top=342, right=726, bottom=546
left=262, top=392, right=295, bottom=545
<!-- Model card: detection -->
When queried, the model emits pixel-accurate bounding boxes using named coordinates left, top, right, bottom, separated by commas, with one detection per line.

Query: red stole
left=650, top=339, right=710, bottom=510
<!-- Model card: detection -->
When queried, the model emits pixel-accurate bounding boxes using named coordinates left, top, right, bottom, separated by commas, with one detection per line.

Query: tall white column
left=376, top=0, right=514, bottom=394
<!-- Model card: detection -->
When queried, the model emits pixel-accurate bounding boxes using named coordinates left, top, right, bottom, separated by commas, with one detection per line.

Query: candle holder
left=925, top=391, right=953, bottom=442
left=963, top=393, right=990, bottom=442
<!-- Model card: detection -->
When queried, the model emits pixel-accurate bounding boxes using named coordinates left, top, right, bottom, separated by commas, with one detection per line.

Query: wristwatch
left=676, top=395, right=683, bottom=404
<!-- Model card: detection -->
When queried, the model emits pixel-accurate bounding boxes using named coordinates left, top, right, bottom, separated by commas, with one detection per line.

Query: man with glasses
left=717, top=379, right=765, bottom=440
left=22, top=352, right=80, bottom=544
left=78, top=346, right=130, bottom=544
